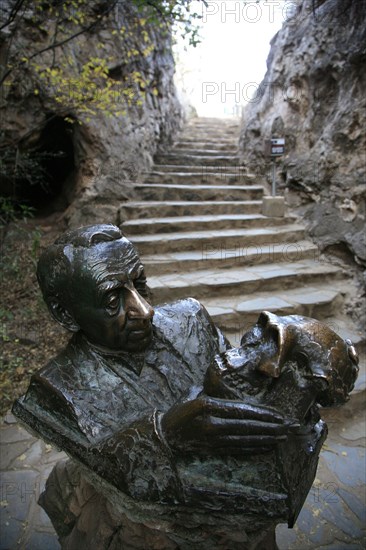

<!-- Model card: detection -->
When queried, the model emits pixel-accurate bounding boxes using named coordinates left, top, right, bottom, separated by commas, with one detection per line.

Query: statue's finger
left=201, top=417, right=288, bottom=436
left=202, top=397, right=285, bottom=423
left=210, top=434, right=287, bottom=449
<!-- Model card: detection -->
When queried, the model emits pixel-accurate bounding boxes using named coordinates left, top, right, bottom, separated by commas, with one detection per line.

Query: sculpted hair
left=37, top=224, right=124, bottom=310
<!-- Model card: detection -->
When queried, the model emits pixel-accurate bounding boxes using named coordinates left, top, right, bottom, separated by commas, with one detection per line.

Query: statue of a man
left=13, top=223, right=358, bottom=549
left=14, top=224, right=292, bottom=503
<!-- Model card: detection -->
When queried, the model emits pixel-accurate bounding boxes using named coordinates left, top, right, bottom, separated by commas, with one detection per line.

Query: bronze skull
left=205, top=312, right=359, bottom=420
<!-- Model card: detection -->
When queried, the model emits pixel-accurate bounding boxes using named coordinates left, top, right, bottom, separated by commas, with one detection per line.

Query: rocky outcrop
left=239, top=0, right=366, bottom=272
left=0, top=2, right=183, bottom=226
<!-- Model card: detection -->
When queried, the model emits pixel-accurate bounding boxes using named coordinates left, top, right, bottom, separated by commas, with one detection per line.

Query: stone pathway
left=0, top=412, right=64, bottom=550
left=1, top=353, right=365, bottom=549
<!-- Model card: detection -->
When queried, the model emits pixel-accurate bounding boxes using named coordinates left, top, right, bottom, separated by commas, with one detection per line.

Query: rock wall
left=239, top=0, right=366, bottom=271
left=0, top=2, right=183, bottom=226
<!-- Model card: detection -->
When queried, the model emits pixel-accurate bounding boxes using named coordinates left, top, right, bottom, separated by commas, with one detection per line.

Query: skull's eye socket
left=294, top=351, right=311, bottom=374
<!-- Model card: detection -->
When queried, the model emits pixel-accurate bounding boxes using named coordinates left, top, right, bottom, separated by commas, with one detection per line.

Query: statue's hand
left=161, top=397, right=299, bottom=455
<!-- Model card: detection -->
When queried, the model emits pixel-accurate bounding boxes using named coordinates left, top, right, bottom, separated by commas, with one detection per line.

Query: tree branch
left=0, top=0, right=118, bottom=87
left=0, top=0, right=27, bottom=32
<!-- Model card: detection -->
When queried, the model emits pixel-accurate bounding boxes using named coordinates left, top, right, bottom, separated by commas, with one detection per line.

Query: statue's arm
left=91, top=397, right=299, bottom=502
left=14, top=373, right=183, bottom=503
left=92, top=410, right=182, bottom=503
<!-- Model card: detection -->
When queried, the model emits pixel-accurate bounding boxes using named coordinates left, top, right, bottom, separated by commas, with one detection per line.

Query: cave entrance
left=16, top=115, right=76, bottom=214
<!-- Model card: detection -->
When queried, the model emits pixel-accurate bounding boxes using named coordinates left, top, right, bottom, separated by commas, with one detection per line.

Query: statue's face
left=68, top=237, right=154, bottom=353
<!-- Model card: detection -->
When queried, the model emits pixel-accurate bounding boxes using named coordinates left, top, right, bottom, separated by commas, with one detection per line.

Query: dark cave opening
left=15, top=116, right=76, bottom=214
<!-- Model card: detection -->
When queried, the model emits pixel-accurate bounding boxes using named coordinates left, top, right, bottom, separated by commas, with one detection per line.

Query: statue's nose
left=125, top=285, right=154, bottom=320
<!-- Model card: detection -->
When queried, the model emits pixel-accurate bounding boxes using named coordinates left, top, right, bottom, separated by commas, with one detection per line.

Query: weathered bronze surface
left=12, top=224, right=359, bottom=549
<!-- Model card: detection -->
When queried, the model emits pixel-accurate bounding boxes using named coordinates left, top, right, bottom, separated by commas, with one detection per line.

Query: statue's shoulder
left=155, top=296, right=203, bottom=315
left=13, top=334, right=88, bottom=434
left=153, top=298, right=211, bottom=329
left=153, top=298, right=229, bottom=355
left=30, top=333, right=89, bottom=391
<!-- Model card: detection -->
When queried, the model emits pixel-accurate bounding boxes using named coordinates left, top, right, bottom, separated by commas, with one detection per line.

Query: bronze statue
left=12, top=224, right=359, bottom=549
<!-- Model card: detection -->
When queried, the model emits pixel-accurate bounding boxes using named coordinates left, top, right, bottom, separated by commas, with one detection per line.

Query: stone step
left=123, top=213, right=296, bottom=235
left=202, top=284, right=347, bottom=334
left=172, top=142, right=238, bottom=157
left=160, top=149, right=240, bottom=158
left=118, top=200, right=262, bottom=221
left=131, top=223, right=306, bottom=255
left=180, top=120, right=238, bottom=128
left=133, top=183, right=263, bottom=202
left=175, top=136, right=238, bottom=144
left=141, top=240, right=319, bottom=275
left=180, top=126, right=238, bottom=134
left=173, top=141, right=238, bottom=152
left=181, top=124, right=240, bottom=134
left=150, top=164, right=248, bottom=174
left=183, top=121, right=239, bottom=129
left=143, top=170, right=256, bottom=185
left=186, top=117, right=240, bottom=125
left=154, top=153, right=239, bottom=166
left=177, top=133, right=238, bottom=143
left=147, top=260, right=345, bottom=304
left=182, top=122, right=239, bottom=131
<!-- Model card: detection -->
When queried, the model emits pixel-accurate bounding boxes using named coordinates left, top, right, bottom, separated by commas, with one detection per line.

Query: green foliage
left=131, top=0, right=203, bottom=46
left=0, top=197, right=35, bottom=226
left=1, top=0, right=203, bottom=121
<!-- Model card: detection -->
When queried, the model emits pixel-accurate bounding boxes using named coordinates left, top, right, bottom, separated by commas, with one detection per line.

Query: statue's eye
left=105, top=292, right=120, bottom=313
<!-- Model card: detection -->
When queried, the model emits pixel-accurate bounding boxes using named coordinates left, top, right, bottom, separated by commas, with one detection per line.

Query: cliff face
left=239, top=0, right=366, bottom=270
left=0, top=2, right=183, bottom=226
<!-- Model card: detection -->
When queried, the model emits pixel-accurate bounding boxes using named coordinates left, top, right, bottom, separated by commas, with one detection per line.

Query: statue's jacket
left=14, top=298, right=231, bottom=504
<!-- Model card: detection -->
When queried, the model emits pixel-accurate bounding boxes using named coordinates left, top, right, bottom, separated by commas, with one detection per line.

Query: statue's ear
left=49, top=300, right=80, bottom=333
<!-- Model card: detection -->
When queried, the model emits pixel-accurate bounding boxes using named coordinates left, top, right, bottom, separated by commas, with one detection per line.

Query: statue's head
left=37, top=224, right=154, bottom=353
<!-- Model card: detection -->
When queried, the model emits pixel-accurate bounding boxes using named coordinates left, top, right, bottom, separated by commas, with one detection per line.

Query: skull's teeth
left=216, top=355, right=228, bottom=372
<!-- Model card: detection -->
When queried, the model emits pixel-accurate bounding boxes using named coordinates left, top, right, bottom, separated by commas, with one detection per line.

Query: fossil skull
left=248, top=311, right=359, bottom=406
left=206, top=312, right=359, bottom=409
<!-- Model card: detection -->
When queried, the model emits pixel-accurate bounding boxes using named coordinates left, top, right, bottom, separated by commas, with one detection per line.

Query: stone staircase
left=119, top=117, right=362, bottom=347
